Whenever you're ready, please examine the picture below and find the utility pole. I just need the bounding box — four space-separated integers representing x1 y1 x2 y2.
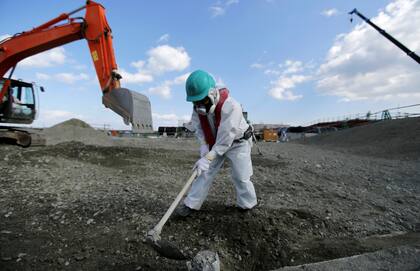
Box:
349 8 420 65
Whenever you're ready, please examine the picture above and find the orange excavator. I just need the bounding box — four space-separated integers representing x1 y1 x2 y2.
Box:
0 1 153 146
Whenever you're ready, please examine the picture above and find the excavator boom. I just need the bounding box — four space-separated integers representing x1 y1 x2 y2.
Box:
0 1 152 132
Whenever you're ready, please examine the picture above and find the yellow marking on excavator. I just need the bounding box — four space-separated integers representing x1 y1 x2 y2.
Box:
91 50 99 62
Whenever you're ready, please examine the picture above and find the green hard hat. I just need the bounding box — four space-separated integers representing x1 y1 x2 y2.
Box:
185 70 216 102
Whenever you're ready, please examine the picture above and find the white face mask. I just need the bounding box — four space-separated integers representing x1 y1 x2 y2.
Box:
195 105 207 115
207 88 220 114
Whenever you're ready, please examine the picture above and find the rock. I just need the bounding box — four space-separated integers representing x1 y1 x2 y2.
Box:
87 218 94 225
187 250 220 271
74 253 85 261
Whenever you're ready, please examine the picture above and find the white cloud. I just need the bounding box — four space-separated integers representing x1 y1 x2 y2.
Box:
283 60 304 74
131 60 146 69
120 60 153 84
263 59 310 77
120 69 153 84
74 64 88 70
148 83 172 99
250 63 264 69
226 0 239 5
317 0 420 102
147 72 190 99
259 59 314 101
210 0 239 17
20 47 67 68
36 72 90 84
173 72 190 85
322 8 339 17
146 45 190 74
55 73 89 84
157 33 170 43
36 73 51 80
210 6 226 17
152 112 190 127
268 75 309 101
264 69 281 76
121 45 190 85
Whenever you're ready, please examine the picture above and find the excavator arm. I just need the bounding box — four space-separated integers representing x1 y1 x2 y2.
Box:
0 1 152 130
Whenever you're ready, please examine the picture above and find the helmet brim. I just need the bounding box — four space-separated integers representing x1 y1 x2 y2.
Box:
186 92 208 102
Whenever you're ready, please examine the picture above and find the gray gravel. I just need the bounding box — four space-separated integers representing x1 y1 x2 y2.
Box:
0 118 419 270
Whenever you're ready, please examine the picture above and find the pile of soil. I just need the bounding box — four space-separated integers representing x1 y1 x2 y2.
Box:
302 117 420 160
43 118 113 146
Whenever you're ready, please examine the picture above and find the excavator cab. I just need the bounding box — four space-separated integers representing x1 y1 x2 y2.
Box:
0 78 37 124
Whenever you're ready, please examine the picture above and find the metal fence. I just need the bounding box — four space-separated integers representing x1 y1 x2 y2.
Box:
306 103 420 126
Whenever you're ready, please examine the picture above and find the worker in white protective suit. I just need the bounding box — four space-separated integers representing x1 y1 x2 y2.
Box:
176 70 258 217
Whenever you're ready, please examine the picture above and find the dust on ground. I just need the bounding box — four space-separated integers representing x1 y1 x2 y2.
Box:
0 118 419 270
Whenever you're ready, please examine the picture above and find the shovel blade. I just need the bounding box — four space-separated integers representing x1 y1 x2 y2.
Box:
146 236 188 260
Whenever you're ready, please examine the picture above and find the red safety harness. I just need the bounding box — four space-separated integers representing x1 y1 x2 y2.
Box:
198 88 229 150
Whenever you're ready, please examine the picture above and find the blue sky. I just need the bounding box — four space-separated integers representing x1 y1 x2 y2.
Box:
1 0 419 129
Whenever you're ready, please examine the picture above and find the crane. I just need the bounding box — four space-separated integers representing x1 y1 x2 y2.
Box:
349 8 420 65
0 1 153 146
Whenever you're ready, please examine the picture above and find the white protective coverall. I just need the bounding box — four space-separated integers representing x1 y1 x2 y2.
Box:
184 89 258 210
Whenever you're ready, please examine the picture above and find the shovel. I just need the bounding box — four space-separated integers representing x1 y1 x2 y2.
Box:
146 170 198 260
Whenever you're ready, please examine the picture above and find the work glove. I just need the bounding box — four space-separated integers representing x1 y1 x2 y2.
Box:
193 150 217 176
200 144 209 158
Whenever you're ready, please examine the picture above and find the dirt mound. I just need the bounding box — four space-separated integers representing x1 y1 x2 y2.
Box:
303 117 420 160
43 118 114 146
50 118 92 129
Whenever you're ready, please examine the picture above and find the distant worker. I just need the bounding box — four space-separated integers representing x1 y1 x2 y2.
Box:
176 70 257 217
280 128 289 142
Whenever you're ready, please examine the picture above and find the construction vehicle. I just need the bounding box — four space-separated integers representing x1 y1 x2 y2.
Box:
349 8 420 65
0 1 153 146
262 128 278 142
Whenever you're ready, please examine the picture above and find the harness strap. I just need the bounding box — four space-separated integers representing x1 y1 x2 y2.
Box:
198 88 229 150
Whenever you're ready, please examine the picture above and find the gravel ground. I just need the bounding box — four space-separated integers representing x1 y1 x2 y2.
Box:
0 119 419 270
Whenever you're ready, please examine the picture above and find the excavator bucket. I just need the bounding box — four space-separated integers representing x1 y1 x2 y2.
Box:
102 88 153 132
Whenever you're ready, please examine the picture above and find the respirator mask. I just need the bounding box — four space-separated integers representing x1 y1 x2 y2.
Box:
194 88 220 116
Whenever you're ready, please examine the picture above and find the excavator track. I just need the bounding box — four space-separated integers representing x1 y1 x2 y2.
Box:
0 127 45 147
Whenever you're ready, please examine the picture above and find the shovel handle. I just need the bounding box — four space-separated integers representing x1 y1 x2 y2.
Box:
153 170 198 233
252 133 264 156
